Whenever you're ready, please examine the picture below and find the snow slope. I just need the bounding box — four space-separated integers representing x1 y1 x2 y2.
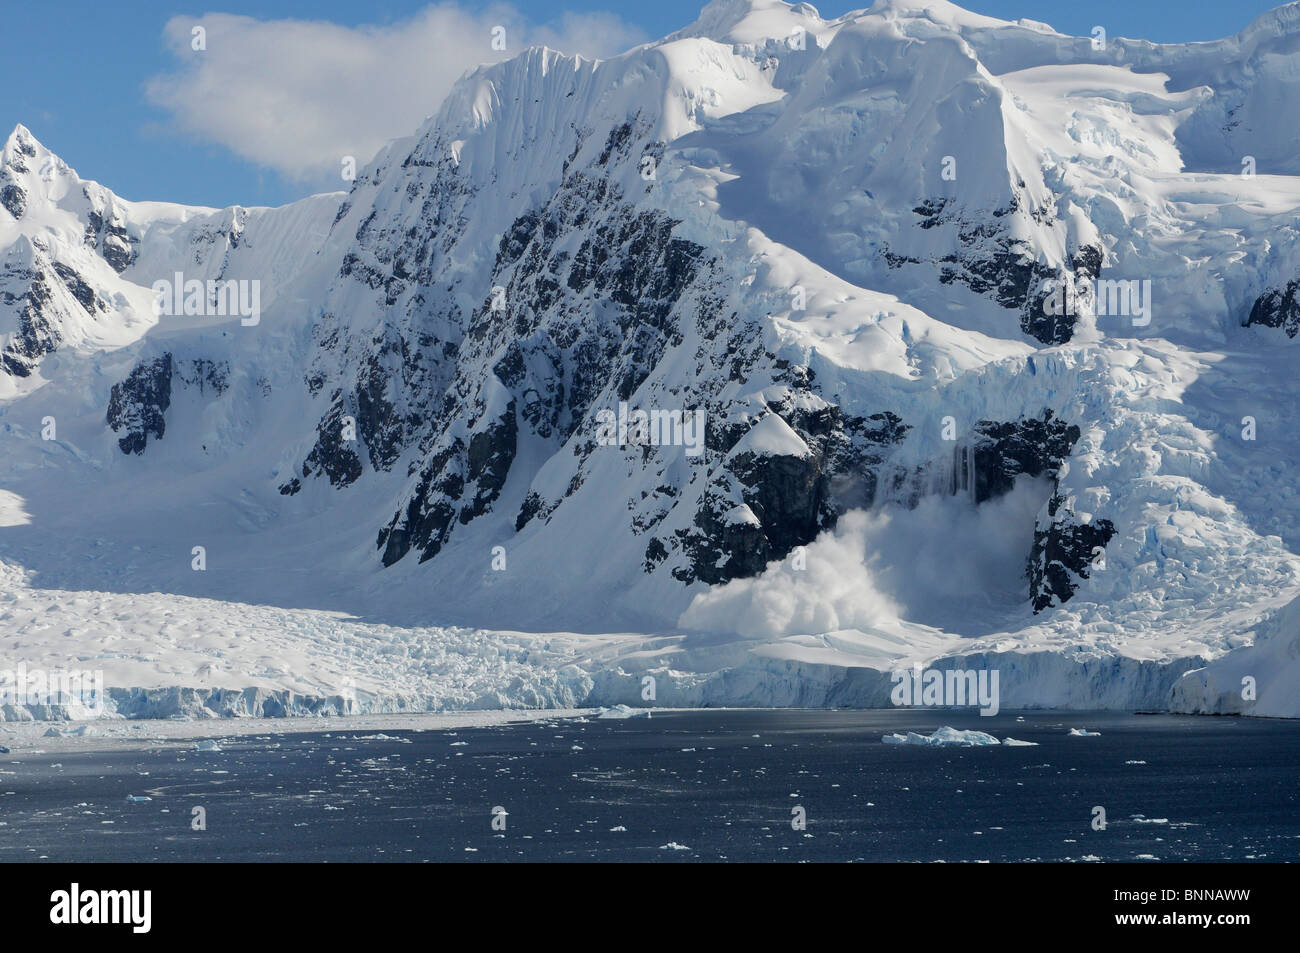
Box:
4 0 1300 718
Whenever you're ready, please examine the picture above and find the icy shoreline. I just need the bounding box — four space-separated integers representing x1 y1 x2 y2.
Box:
0 708 599 751
0 648 1246 722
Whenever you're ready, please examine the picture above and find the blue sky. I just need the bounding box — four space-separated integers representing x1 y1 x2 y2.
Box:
2 0 1287 209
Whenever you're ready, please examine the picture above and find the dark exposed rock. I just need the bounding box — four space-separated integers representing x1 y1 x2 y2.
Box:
107 354 173 455
378 440 465 565
378 400 518 563
1 265 60 377
296 325 442 492
104 356 231 455
1020 244 1103 345
674 486 775 584
598 121 635 166
643 536 669 573
462 401 518 524
1027 491 1117 612
934 406 1118 612
84 202 136 273
893 190 1102 346
515 491 546 531
945 408 1110 611
967 409 1080 503
175 358 229 395
668 405 911 586
51 261 104 314
906 196 1052 316
355 346 417 472
912 198 946 227
300 403 364 488
1246 280 1300 337
1071 244 1103 280
1 184 26 219
725 448 826 577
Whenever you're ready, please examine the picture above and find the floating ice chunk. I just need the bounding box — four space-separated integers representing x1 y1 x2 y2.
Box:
596 705 650 719
125 795 152 802
660 842 691 850
1068 728 1101 736
882 727 1001 747
43 727 63 737
1002 737 1039 746
195 740 222 752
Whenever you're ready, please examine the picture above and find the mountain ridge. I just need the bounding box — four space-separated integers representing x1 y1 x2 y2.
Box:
3 0 1300 718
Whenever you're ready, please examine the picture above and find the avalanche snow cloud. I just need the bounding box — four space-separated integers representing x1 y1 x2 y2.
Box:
3 0 1300 718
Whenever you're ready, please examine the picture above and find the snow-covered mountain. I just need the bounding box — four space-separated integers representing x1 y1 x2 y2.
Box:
4 0 1300 719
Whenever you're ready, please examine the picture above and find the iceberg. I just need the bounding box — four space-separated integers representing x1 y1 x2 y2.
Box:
882 726 1002 747
596 705 651 720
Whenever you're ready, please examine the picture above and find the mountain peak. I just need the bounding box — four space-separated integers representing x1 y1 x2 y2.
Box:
1235 0 1300 47
863 0 1019 30
683 0 822 42
3 123 41 161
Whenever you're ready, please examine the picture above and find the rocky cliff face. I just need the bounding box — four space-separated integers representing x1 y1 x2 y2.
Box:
1247 280 1300 337
107 354 173 455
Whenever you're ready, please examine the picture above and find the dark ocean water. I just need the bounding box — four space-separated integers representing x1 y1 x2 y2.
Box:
2 710 1297 862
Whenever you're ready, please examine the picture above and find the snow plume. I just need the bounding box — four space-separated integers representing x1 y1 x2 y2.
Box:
679 477 1051 638
145 4 647 184
679 510 902 639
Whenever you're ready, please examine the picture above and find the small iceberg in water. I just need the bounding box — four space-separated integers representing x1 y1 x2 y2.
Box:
882 727 1001 747
596 704 651 720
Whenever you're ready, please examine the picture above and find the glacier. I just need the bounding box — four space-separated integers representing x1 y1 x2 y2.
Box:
2 0 1300 719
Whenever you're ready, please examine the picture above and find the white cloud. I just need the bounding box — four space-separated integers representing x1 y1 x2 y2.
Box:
145 4 647 185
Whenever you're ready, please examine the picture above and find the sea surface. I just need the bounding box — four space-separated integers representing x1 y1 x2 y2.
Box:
2 710 1297 862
